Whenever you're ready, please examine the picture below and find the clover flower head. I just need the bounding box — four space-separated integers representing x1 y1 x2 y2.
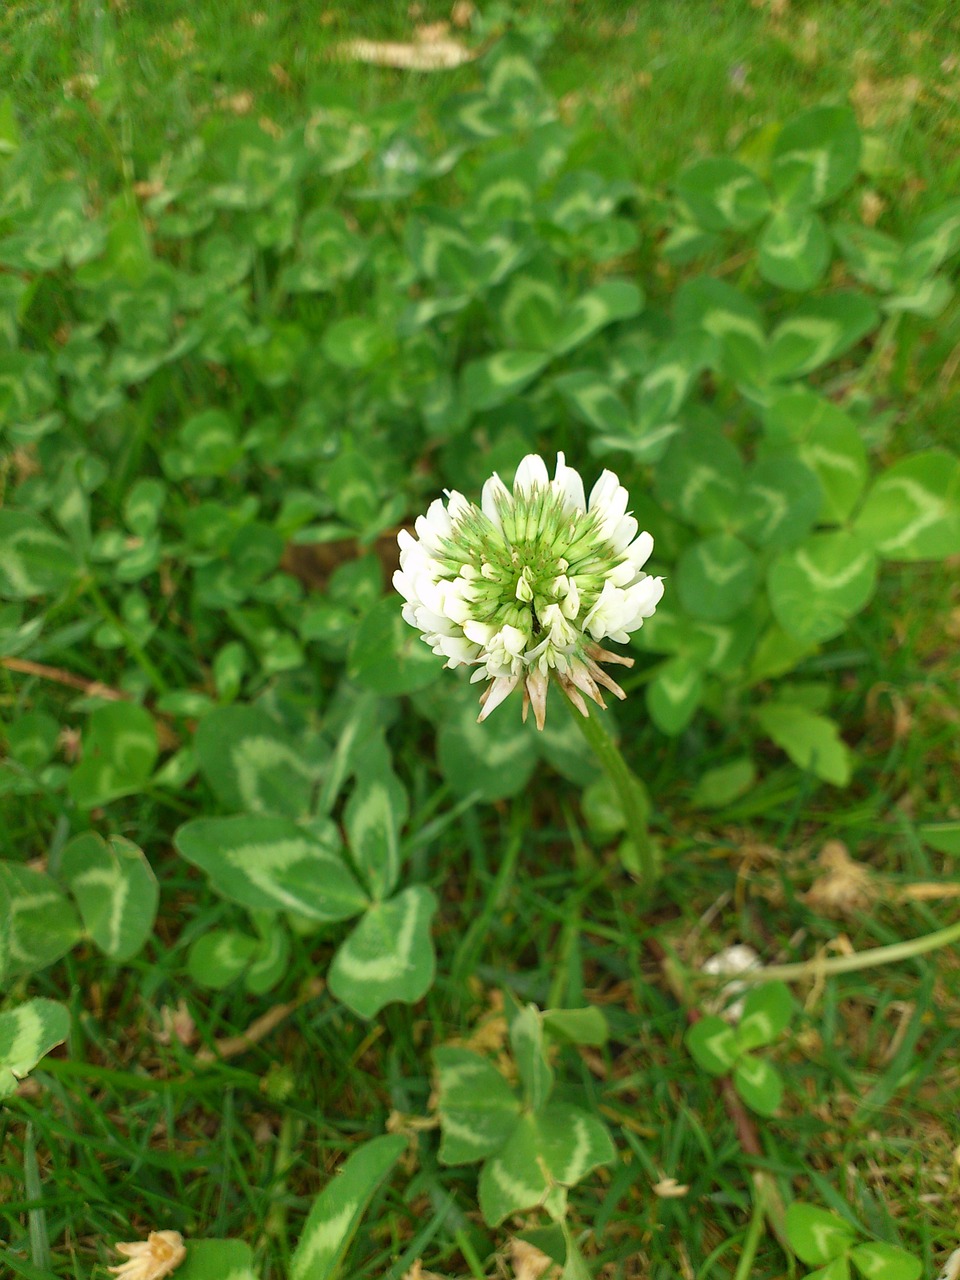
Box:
394 453 664 729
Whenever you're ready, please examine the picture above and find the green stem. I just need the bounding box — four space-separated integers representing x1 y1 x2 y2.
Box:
264 1108 299 1241
450 801 525 988
720 917 960 985
732 1191 767 1280
85 578 168 694
454 1229 487 1280
560 687 657 890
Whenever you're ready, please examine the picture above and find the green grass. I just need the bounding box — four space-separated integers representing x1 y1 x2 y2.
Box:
6 2 960 194
1 2 959 1278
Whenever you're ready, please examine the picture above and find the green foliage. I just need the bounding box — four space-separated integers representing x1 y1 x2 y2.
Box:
186 913 290 995
435 1001 615 1228
176 1240 260 1280
175 708 435 1018
691 757 756 809
289 1135 406 1280
0 999 70 1098
685 982 794 1115
0 822 157 1025
0 15 957 1278
66 704 159 809
59 832 158 960
0 32 956 812
0 863 81 973
785 1203 921 1280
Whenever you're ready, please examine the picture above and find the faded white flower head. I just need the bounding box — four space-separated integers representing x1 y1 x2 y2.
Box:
108 1231 186 1280
701 944 762 1022
394 453 664 729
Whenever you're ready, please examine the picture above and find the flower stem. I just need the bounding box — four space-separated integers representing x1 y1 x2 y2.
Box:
732 1190 769 1280
560 688 657 890
727 916 960 985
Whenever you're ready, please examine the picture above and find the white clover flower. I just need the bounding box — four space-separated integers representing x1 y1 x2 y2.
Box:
394 453 664 729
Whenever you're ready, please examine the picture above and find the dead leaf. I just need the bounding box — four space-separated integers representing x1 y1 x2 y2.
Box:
223 90 254 115
451 1 475 28
386 1110 440 1137
851 73 923 128
462 1012 509 1056
900 881 960 902
860 190 886 228
511 1238 560 1280
333 37 476 71
653 1176 690 1198
9 445 41 483
936 1246 960 1280
270 62 292 89
415 21 450 42
63 73 100 99
805 841 877 919
109 1232 186 1280
402 1261 449 1280
154 1000 197 1048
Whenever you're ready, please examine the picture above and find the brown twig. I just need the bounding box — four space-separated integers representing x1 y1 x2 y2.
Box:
644 936 789 1249
2 655 183 752
194 978 325 1064
2 656 129 701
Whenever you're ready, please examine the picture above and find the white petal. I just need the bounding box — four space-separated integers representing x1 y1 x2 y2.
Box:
463 619 496 645
553 451 586 512
589 471 630 542
415 501 450 551
436 635 480 665
608 560 636 588
513 453 550 495
623 576 665 629
445 489 471 522
608 513 639 554
588 468 621 513
397 528 423 564
440 595 472 626
398 543 436 582
499 624 527 657
426 497 452 534
481 472 511 529
627 530 654 571
477 675 520 721
539 602 575 648
561 576 580 618
393 569 414 601
582 579 629 640
414 605 457 636
414 576 446 616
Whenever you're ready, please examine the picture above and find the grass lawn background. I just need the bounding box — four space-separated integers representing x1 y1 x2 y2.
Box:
1 2 958 1278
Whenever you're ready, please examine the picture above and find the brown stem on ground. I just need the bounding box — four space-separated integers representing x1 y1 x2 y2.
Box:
3 656 185 750
2 656 128 701
644 936 789 1249
194 978 325 1064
